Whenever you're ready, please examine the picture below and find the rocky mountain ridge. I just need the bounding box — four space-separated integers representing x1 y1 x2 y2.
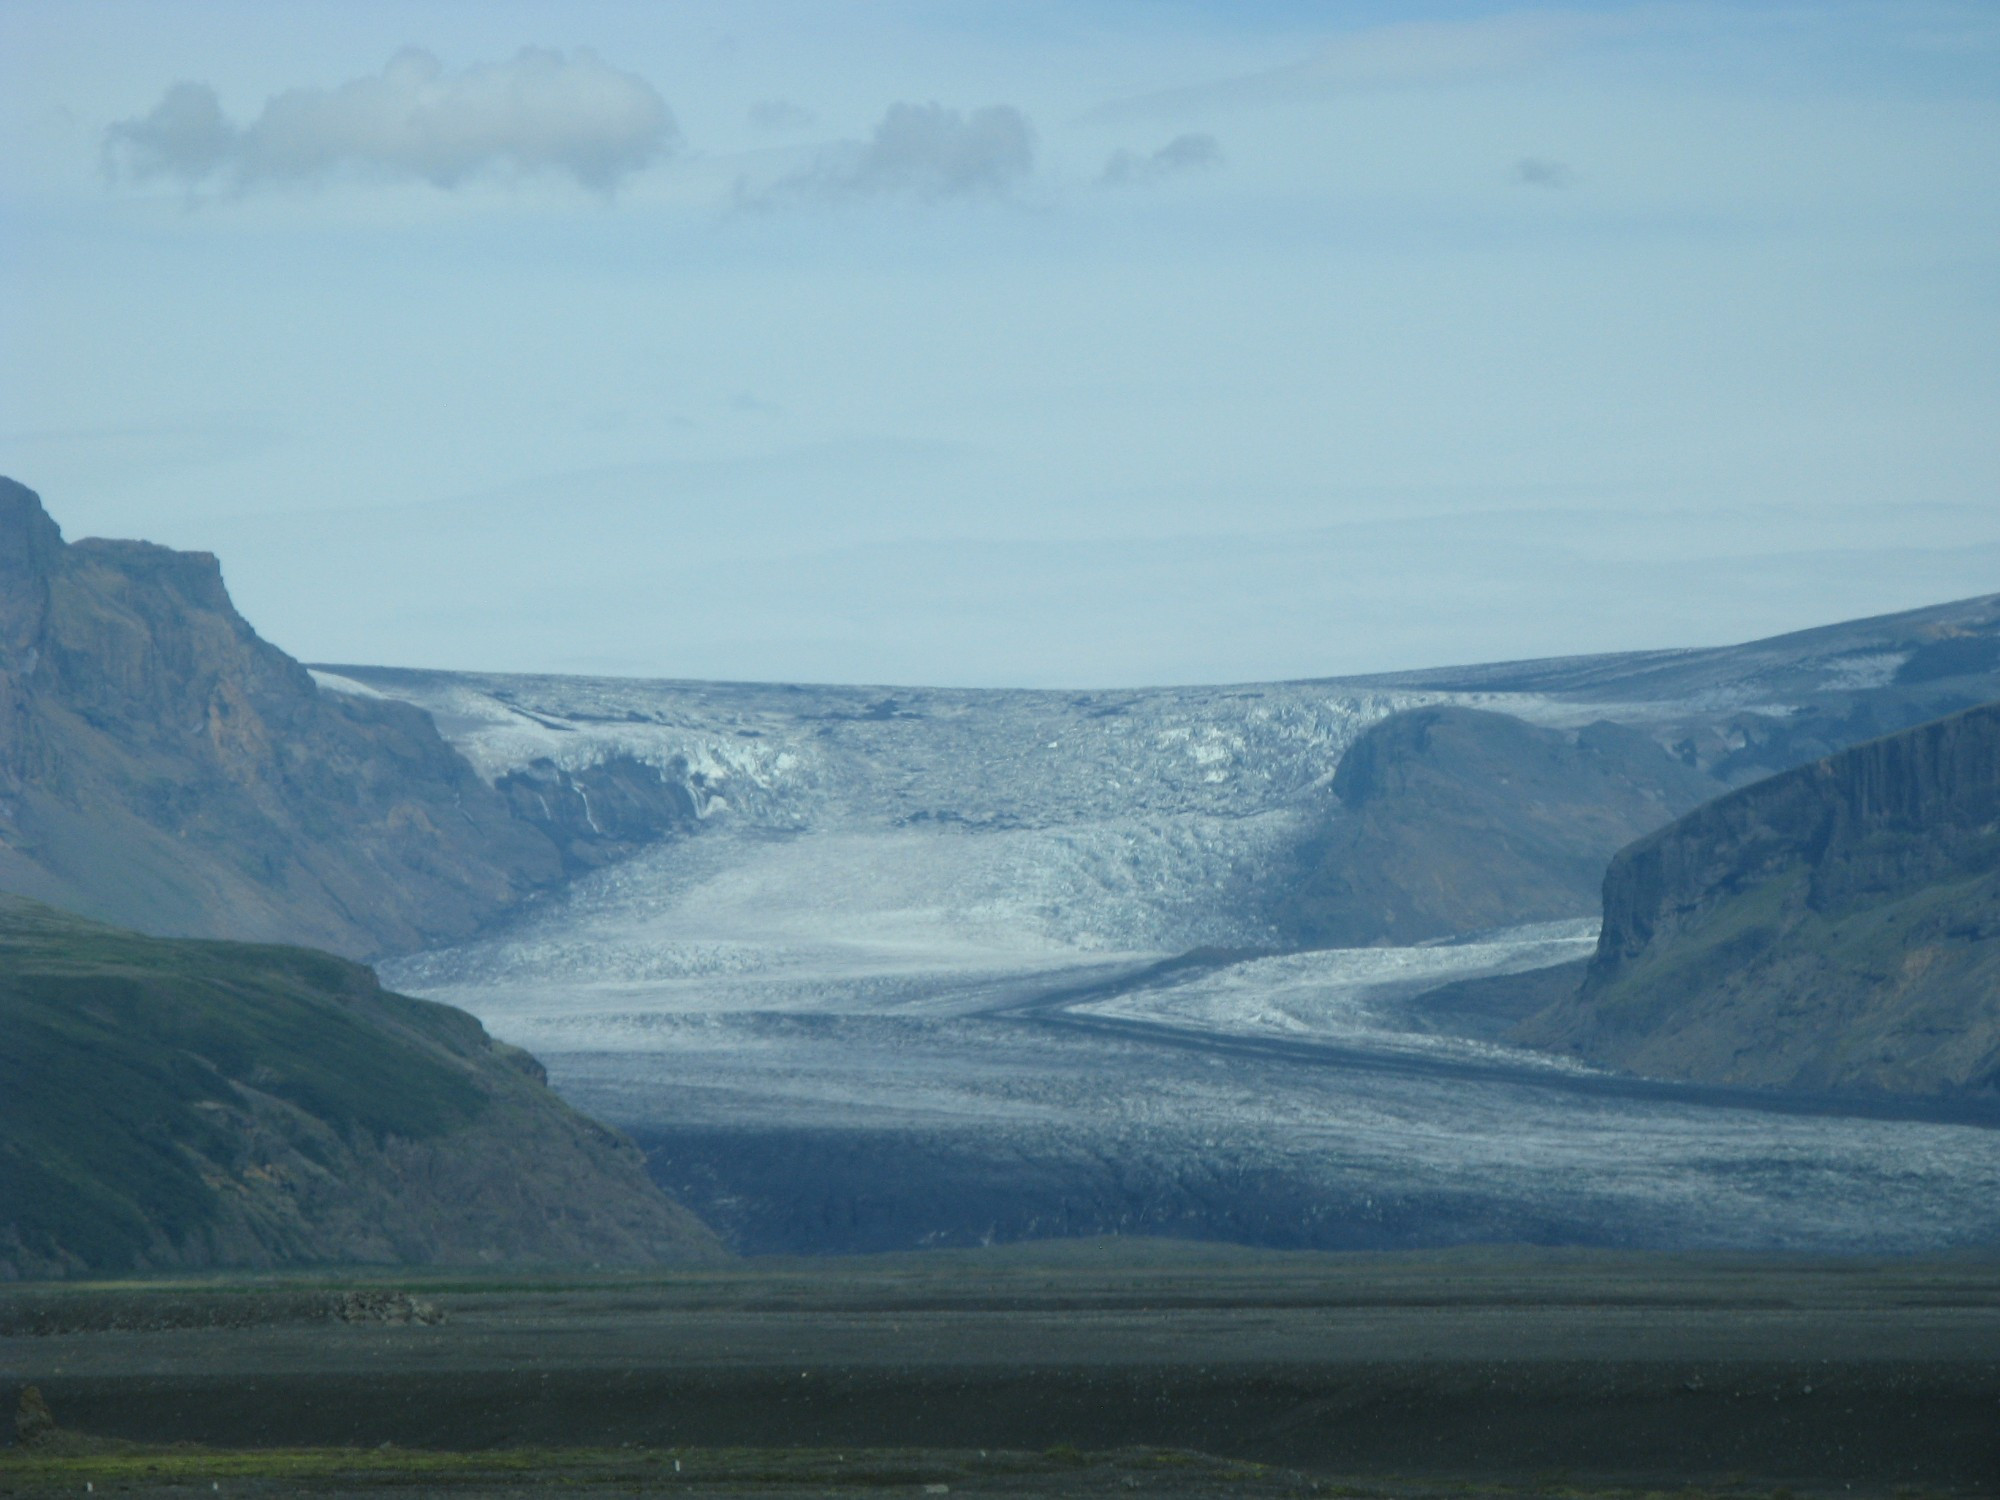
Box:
0 479 563 960
1358 592 2000 787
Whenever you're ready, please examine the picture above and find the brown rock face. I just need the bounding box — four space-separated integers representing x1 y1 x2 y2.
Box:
1521 701 2000 1096
0 478 562 959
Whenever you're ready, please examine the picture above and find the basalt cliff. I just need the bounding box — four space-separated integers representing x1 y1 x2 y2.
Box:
1520 701 2000 1096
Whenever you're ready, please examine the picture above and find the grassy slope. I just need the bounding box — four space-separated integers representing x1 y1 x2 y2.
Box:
0 896 487 1269
0 895 724 1274
1570 865 2000 1093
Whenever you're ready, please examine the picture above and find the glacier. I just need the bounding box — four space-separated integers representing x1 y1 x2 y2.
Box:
342 657 2000 1256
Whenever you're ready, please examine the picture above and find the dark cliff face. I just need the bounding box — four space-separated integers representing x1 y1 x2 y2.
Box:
1521 701 2000 1095
1594 701 2000 972
0 895 726 1277
1277 706 1721 947
0 478 562 959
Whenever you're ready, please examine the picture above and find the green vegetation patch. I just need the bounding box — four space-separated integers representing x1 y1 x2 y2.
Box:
0 896 488 1270
0 1444 1274 1493
0 1444 1421 1497
0 1444 1915 1497
1592 870 1804 1029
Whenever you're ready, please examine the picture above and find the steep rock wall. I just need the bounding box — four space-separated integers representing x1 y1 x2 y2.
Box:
0 478 563 959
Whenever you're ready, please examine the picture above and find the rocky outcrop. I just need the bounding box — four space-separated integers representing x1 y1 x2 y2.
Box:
0 479 564 959
494 753 699 872
1520 702 2000 1095
0 894 726 1277
1277 707 1721 945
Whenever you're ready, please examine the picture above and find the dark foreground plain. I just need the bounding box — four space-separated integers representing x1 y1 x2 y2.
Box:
3 1243 1996 1497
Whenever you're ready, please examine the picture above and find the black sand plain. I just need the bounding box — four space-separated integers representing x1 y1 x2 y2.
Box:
3 1241 1997 1498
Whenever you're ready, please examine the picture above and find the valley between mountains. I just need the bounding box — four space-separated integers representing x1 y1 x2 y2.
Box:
4 475 1998 1268
332 592 2000 1257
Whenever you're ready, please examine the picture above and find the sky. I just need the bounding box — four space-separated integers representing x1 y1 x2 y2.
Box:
2 1 1996 687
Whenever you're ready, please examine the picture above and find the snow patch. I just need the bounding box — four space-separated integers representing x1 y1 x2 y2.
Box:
308 669 388 700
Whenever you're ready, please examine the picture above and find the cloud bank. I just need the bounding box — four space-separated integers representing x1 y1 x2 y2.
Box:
753 101 1034 206
106 48 677 193
1099 133 1222 188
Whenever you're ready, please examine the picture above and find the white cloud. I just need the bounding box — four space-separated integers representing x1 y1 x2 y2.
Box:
1099 133 1223 188
106 48 677 194
748 101 1034 207
104 82 236 183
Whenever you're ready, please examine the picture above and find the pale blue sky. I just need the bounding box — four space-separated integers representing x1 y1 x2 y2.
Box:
3 2 1996 684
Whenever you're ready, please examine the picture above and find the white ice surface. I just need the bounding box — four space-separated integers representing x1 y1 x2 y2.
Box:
324 668 1496 831
1071 920 1602 1064
383 848 2000 1256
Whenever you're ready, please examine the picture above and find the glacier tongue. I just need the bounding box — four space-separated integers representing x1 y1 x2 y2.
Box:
382 810 1309 1016
361 668 1451 987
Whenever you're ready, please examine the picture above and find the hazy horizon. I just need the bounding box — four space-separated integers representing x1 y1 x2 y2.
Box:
5 1 1997 687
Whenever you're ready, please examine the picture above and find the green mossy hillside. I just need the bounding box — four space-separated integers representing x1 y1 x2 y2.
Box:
0 896 486 1271
0 895 725 1276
